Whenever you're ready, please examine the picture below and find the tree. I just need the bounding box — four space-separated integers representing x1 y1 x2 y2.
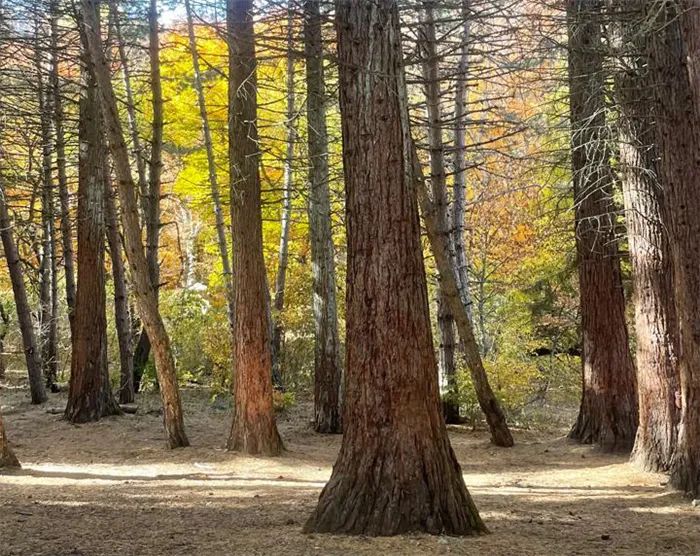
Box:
566 0 637 452
610 0 679 472
304 0 342 434
0 407 19 469
304 0 486 535
79 0 188 448
65 7 122 423
645 0 700 496
226 0 282 456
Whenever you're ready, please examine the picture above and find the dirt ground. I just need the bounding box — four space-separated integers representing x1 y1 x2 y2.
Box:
1 376 699 556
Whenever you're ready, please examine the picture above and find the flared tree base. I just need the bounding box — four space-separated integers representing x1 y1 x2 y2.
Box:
0 447 20 469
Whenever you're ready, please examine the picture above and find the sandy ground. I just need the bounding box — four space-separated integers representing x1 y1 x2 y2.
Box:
1 377 699 556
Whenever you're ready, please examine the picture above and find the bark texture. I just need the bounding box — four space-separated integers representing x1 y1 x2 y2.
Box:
0 409 19 469
566 0 638 452
645 0 700 496
227 0 283 456
65 16 122 423
304 0 342 434
611 0 679 472
304 0 487 536
80 0 188 448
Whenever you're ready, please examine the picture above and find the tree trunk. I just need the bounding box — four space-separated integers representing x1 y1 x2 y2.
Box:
79 0 188 448
611 0 680 472
0 408 19 469
0 301 9 381
50 0 76 336
645 0 700 496
438 289 460 423
183 0 235 339
36 28 59 392
566 0 638 453
304 0 487 536
226 0 282 456
105 175 134 405
304 0 342 435
65 13 122 423
0 185 46 404
272 2 296 392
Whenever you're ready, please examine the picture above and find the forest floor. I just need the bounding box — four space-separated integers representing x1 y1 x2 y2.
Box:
1 374 699 556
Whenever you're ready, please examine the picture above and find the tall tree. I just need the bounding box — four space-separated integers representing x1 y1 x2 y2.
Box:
133 0 164 388
65 7 122 423
646 0 700 496
50 0 76 335
304 0 342 434
226 0 283 456
304 0 486 535
566 0 638 452
0 407 19 468
183 0 235 338
79 0 188 448
610 0 679 472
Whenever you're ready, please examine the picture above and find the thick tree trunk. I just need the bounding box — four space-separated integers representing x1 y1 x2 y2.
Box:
105 175 134 405
183 0 235 339
611 0 679 472
50 0 76 335
566 0 638 453
646 0 700 496
65 16 122 423
304 0 487 536
79 0 188 448
304 0 342 434
0 185 46 404
226 0 282 456
0 408 19 469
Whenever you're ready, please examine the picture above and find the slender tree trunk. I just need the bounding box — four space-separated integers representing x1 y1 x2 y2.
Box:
226 0 282 456
304 0 342 434
0 408 19 469
304 0 487 536
437 289 459 423
105 174 134 405
65 12 122 423
50 0 76 335
566 0 638 452
272 2 296 391
79 0 188 448
132 0 164 387
183 0 235 339
646 0 700 496
610 0 679 472
36 26 59 391
0 184 46 404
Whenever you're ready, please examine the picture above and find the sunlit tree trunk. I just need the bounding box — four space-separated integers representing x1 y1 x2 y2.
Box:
566 0 638 452
304 0 342 434
65 11 122 422
226 0 282 456
0 408 19 469
304 0 487 535
79 0 188 448
611 0 679 472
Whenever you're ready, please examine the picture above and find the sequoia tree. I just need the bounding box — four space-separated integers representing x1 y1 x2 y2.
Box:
65 8 122 423
566 0 638 452
645 0 700 496
226 0 282 456
79 0 188 448
304 0 342 434
304 0 486 535
611 0 679 472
